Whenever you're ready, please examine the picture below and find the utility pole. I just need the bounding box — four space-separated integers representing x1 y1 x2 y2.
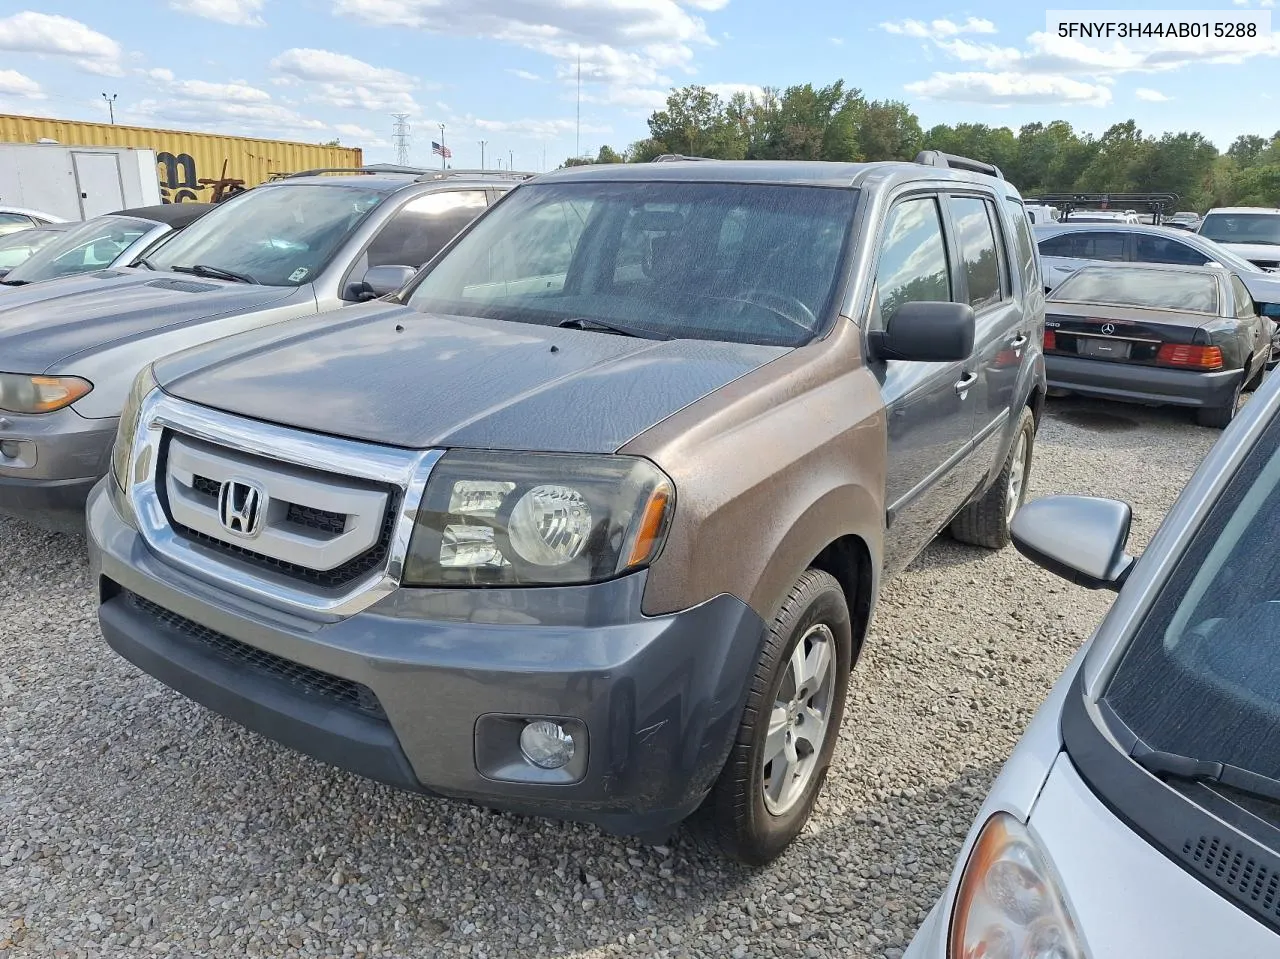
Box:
439 123 447 170
391 114 411 166
478 140 487 170
101 93 117 125
509 149 514 171
576 52 581 159
542 143 547 173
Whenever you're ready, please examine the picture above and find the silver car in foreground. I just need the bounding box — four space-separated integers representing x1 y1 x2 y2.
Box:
905 369 1280 957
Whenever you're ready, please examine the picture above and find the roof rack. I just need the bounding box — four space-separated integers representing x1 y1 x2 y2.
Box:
914 150 1003 180
651 154 717 163
1026 192 1179 221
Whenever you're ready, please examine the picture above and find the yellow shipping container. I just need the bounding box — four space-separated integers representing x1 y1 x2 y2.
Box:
0 113 363 203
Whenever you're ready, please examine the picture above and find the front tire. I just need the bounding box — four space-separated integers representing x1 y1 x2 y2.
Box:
709 569 852 866
950 406 1036 549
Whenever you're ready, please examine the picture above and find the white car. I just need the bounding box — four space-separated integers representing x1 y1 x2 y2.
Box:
0 205 64 236
1198 207 1280 272
905 369 1280 958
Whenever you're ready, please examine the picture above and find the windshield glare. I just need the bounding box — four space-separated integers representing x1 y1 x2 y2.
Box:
1105 415 1280 782
405 181 858 347
1200 213 1280 247
0 228 64 270
5 216 152 283
1051 266 1219 313
145 185 385 286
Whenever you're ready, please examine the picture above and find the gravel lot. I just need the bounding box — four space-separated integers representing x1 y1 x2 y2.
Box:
0 396 1227 959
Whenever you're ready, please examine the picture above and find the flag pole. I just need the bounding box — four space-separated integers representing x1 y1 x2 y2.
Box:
439 123 447 170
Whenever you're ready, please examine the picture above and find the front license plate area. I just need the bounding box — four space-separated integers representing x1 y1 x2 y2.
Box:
1079 338 1131 360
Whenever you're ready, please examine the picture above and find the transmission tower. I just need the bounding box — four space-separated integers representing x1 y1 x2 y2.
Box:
391 114 411 166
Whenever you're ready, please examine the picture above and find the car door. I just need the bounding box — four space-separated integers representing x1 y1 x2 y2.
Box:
1132 233 1212 268
871 192 981 574
1038 230 1128 291
1229 272 1271 375
946 193 1026 488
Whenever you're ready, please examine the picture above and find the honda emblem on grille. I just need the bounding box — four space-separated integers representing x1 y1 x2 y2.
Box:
218 478 267 538
1101 323 1117 335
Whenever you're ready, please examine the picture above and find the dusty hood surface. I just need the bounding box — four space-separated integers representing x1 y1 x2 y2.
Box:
0 269 297 372
155 304 791 454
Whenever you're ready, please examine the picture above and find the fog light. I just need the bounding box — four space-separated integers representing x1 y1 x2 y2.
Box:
519 720 575 769
0 440 18 459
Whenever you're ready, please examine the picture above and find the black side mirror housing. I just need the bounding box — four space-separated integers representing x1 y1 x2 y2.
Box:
868 301 976 362
357 264 417 301
1011 495 1135 591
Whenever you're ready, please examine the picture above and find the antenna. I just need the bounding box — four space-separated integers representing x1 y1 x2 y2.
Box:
576 51 581 159
391 114 411 166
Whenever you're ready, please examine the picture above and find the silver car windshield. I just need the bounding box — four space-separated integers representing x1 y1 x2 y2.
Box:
4 216 152 283
144 185 385 286
1105 415 1280 781
1200 213 1280 247
405 181 858 347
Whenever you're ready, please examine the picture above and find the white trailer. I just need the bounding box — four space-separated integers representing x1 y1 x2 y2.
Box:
0 143 162 221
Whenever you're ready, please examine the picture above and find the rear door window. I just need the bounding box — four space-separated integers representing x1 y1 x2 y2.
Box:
1135 234 1211 266
871 195 952 328
1231 275 1257 318
950 196 1004 311
366 190 489 269
1005 198 1040 294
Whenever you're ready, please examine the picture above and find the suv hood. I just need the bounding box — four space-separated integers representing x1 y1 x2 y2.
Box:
0 269 297 372
155 304 791 454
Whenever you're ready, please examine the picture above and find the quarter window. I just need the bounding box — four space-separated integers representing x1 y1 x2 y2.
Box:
1005 198 1040 295
1232 275 1257 319
366 190 489 269
951 196 1002 310
871 196 951 328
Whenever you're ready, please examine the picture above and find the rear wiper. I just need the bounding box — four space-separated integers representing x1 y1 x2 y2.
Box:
557 317 671 340
171 264 258 284
1133 745 1280 805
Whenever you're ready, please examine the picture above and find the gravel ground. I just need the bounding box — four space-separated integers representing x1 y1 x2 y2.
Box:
0 396 1227 959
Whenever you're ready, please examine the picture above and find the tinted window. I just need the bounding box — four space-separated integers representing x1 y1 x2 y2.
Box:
1134 234 1211 266
951 196 1004 309
1006 198 1040 294
1051 266 1219 314
407 182 858 347
366 190 488 269
0 213 33 236
1072 231 1127 261
1037 234 1074 258
4 216 153 284
872 196 951 328
1231 274 1257 319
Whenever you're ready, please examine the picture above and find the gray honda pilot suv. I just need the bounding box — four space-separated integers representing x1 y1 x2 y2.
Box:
90 153 1047 864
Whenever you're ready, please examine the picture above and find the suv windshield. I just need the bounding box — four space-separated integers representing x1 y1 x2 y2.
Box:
405 181 858 347
1200 212 1280 247
145 184 385 286
1105 413 1280 782
1051 266 1219 314
4 216 152 284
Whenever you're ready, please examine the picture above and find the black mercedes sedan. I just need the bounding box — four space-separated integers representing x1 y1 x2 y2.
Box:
1044 262 1273 428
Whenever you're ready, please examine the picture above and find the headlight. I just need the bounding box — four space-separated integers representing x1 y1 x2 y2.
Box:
402 451 674 587
0 372 93 414
111 364 159 491
949 813 1089 959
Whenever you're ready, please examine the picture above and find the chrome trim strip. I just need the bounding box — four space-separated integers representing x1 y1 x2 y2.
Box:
126 390 442 620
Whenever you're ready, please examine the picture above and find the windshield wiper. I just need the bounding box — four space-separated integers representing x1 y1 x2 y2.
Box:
0 278 27 286
557 317 671 340
1133 745 1280 806
133 256 155 270
171 264 258 284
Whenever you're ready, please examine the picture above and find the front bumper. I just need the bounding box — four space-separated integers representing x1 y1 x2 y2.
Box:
0 407 117 529
88 479 767 836
1046 355 1239 409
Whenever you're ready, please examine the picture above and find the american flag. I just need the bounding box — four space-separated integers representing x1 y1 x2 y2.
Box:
432 140 452 159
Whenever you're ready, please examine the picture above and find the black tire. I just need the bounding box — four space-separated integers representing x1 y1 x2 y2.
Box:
1197 374 1244 429
950 406 1036 550
709 569 852 866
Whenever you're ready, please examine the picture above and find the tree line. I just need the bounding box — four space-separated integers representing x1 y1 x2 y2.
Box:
562 82 1280 211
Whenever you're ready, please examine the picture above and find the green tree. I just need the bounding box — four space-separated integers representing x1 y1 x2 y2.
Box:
857 100 922 161
559 156 592 168
595 145 625 164
1227 135 1269 169
647 86 742 158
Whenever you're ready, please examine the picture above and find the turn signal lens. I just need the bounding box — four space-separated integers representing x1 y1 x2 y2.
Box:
1156 343 1223 370
0 372 93 414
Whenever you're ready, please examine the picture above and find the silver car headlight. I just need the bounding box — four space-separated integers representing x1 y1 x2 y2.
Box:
111 364 159 492
402 451 674 587
949 812 1089 959
0 372 93 414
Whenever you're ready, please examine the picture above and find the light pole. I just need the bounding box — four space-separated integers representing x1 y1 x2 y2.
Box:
509 149 514 171
101 93 117 125
439 123 446 170
478 140 487 170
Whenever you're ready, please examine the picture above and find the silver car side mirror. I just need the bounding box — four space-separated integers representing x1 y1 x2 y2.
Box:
1011 495 1135 591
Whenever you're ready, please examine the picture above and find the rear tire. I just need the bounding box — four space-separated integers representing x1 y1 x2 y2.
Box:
1197 374 1243 429
709 569 852 866
950 406 1036 550
1245 361 1265 393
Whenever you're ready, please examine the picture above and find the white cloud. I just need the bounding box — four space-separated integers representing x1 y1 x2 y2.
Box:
146 69 272 104
706 82 766 101
1135 87 1171 101
0 69 43 99
906 71 1113 107
168 0 265 26
830 37 844 46
0 11 123 76
880 17 996 40
270 47 423 112
127 98 327 138
581 87 670 110
507 68 542 81
465 115 613 141
335 123 377 137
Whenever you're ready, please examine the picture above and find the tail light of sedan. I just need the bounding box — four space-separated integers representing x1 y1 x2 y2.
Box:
1155 344 1224 371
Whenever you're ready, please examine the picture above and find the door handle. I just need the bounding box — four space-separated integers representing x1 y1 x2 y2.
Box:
954 372 977 396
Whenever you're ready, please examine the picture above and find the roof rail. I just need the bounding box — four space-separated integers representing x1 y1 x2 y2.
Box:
914 150 1003 180
274 164 434 179
413 169 537 181
651 154 717 163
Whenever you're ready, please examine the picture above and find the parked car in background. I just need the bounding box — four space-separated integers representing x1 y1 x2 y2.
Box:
904 368 1280 959
1024 203 1060 225
0 222 72 274
0 167 525 529
1165 210 1202 232
1062 211 1137 224
89 153 1047 864
1044 262 1270 428
1198 207 1280 272
0 204 214 290
0 206 63 235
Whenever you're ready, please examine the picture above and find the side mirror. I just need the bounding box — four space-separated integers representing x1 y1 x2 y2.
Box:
1205 261 1222 270
1011 495 1135 591
358 264 416 301
869 301 975 362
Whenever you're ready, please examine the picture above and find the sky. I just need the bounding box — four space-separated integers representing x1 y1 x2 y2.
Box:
0 0 1277 172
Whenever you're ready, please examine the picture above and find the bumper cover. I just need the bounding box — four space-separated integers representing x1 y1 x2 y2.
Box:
1046 355 1239 409
0 407 116 528
88 479 768 836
